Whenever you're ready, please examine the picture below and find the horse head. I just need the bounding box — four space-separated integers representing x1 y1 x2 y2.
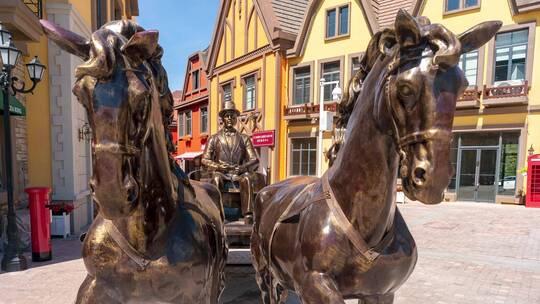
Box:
40 20 177 219
359 11 501 204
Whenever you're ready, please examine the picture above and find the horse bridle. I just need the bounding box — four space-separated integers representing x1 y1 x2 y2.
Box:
91 66 152 158
383 55 452 179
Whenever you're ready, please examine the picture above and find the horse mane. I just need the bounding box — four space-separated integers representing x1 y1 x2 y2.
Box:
76 20 176 154
335 16 461 129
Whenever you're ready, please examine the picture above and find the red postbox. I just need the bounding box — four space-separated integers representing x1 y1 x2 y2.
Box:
526 154 540 208
25 187 52 261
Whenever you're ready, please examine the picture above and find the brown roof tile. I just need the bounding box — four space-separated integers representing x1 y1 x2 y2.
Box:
271 0 310 35
374 0 415 29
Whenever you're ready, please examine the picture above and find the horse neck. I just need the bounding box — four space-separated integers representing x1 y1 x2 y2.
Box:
327 63 398 244
113 80 177 255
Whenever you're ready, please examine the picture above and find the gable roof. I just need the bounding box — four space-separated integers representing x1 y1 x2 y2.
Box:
206 0 310 76
413 0 540 16
180 49 209 102
290 0 401 57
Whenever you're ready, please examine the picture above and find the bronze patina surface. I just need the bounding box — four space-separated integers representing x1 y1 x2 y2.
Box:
251 11 501 304
40 20 227 303
202 101 265 222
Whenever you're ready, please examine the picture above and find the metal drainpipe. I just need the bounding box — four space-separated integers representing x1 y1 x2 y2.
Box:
273 50 282 183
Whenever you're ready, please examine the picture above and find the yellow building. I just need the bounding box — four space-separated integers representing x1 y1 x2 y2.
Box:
415 0 540 204
205 0 310 183
0 0 138 233
279 0 415 180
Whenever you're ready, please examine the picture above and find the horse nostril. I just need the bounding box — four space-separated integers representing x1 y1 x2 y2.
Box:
124 176 139 203
413 167 427 186
127 187 138 202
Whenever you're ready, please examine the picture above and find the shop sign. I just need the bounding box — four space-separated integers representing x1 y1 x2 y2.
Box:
252 130 275 147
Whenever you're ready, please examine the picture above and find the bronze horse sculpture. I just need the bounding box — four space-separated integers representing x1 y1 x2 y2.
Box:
40 20 227 303
251 11 501 304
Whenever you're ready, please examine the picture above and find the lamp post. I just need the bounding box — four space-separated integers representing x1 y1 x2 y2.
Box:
0 22 46 272
317 78 341 177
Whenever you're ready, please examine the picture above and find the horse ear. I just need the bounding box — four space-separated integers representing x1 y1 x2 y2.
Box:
121 30 159 65
458 21 502 54
40 20 90 60
378 29 397 56
394 9 421 48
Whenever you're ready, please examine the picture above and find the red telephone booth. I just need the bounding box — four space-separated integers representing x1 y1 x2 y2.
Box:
526 154 540 208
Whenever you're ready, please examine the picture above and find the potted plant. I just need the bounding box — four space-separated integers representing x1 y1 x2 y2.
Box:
47 203 74 238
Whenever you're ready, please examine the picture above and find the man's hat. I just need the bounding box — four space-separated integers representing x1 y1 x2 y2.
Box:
219 100 241 118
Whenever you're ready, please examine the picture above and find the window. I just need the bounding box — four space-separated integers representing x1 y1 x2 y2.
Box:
192 70 200 90
445 0 479 12
494 29 528 83
200 107 208 134
178 111 185 137
243 75 256 111
326 4 350 38
221 83 232 107
458 51 478 86
498 132 519 195
448 134 459 190
185 111 192 136
339 5 349 36
293 67 311 105
322 61 340 101
351 56 362 77
290 138 317 176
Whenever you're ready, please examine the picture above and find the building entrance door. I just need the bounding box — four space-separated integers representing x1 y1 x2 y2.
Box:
457 149 498 202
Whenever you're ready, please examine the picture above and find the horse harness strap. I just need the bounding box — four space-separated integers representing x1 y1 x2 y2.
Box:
104 201 221 271
104 219 151 271
321 174 393 263
269 175 393 267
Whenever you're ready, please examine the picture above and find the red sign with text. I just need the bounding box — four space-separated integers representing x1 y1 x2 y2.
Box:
252 130 275 147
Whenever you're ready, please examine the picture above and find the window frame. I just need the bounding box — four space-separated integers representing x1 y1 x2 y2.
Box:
458 47 485 89
178 110 192 138
219 78 236 109
200 106 209 134
192 69 200 91
178 110 185 137
493 29 529 83
443 0 481 15
317 56 345 103
184 110 192 137
241 70 260 112
288 136 318 177
347 52 364 81
486 22 536 86
325 3 351 40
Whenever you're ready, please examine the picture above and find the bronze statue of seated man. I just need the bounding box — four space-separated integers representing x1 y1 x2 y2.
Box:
201 101 261 223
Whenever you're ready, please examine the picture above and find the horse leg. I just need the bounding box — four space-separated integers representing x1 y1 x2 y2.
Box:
75 275 120 304
359 293 395 304
294 272 345 304
251 231 277 304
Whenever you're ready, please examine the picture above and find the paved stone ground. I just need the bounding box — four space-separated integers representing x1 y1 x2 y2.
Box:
1 201 539 303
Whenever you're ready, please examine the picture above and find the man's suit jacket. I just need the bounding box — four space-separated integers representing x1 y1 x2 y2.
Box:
202 130 259 171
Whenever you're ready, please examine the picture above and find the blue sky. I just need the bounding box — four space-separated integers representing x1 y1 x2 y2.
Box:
137 0 220 91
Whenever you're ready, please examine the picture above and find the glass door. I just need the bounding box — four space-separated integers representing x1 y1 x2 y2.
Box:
457 149 498 202
458 149 478 201
477 149 498 202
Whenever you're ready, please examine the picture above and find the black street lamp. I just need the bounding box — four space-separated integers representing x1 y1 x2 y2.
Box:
0 22 46 272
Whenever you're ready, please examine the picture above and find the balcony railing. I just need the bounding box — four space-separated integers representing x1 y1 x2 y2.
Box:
483 81 529 107
484 81 529 99
456 87 481 108
23 0 42 19
284 102 338 117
